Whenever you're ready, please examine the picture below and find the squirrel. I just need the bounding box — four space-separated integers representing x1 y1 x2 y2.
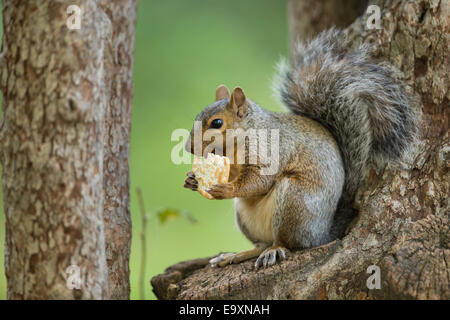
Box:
183 29 418 269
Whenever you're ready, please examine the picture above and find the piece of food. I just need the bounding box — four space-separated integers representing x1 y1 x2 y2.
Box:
192 153 230 199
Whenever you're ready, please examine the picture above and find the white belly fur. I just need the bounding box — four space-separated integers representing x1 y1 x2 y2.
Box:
234 190 276 243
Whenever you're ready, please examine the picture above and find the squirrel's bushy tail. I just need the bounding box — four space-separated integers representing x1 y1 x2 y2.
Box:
275 28 418 204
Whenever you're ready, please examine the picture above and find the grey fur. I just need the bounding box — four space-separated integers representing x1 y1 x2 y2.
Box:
233 101 345 248
303 139 345 245
274 28 418 205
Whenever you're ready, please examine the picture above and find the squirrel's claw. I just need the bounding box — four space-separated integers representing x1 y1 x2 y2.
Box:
254 246 288 269
184 171 198 191
209 253 236 268
186 171 195 179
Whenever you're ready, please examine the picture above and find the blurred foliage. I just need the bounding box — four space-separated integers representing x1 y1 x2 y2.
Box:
156 208 197 225
0 0 288 299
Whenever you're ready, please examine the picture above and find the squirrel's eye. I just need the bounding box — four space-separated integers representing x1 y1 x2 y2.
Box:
210 119 223 129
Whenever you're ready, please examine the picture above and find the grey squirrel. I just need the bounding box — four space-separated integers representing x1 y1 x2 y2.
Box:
183 29 418 268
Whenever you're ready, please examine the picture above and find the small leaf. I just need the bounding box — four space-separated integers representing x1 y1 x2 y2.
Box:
155 208 197 225
156 208 181 224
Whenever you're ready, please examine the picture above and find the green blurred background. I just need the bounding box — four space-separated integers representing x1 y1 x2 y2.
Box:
0 0 288 299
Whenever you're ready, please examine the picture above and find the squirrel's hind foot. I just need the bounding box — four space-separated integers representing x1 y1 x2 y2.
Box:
209 253 236 267
209 243 269 268
254 246 289 269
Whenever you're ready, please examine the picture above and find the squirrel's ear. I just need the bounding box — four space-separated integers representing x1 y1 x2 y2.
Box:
229 87 246 118
215 85 230 101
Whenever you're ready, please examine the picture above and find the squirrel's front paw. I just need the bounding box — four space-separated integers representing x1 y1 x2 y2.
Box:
255 246 288 269
207 183 235 199
183 171 198 191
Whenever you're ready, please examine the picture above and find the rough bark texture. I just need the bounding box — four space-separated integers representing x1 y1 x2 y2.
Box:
152 0 449 300
99 0 136 300
0 0 136 299
288 0 367 44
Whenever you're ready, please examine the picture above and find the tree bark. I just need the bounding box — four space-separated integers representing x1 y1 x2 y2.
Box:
151 0 449 300
99 0 136 300
0 0 136 299
288 0 367 43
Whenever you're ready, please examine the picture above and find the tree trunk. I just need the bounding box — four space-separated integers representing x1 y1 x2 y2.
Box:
151 0 449 300
98 0 136 300
288 0 367 43
0 0 136 299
